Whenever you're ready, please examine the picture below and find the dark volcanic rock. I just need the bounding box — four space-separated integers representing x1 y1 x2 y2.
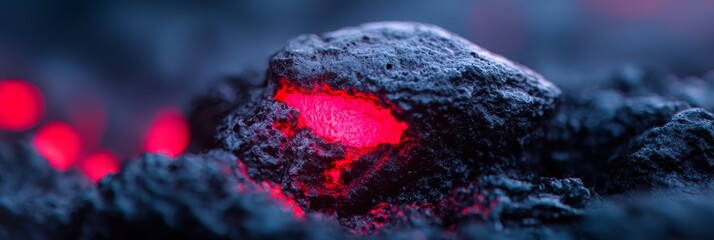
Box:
602 108 714 194
439 176 589 228
540 90 689 182
344 175 590 236
189 71 265 151
70 151 341 240
217 22 561 215
0 142 91 239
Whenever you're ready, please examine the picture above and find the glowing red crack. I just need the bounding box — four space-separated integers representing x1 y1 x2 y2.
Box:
273 78 408 187
274 78 407 148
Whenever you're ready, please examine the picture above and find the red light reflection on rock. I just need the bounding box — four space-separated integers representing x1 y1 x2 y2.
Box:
143 108 190 158
262 181 306 218
235 158 306 218
32 121 82 171
0 80 44 131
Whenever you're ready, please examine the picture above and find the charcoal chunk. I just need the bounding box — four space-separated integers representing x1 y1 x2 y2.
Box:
541 90 689 182
217 22 561 214
602 108 714 194
343 175 590 235
70 151 340 240
189 71 266 151
0 142 90 239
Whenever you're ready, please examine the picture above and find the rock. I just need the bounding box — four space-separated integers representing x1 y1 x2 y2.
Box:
69 151 341 239
0 142 91 239
540 90 689 182
189 71 266 151
217 22 561 215
343 175 590 235
439 176 589 228
602 108 714 194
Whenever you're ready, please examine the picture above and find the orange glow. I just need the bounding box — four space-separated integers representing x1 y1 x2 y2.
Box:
80 150 120 183
0 80 44 131
143 107 190 158
32 121 82 171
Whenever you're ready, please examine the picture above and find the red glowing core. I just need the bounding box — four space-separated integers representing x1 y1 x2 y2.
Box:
274 78 407 148
0 80 44 131
273 78 408 187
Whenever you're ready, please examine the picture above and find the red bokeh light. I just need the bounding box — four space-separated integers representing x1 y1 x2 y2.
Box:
79 150 120 183
0 80 44 131
143 107 190 158
32 121 82 171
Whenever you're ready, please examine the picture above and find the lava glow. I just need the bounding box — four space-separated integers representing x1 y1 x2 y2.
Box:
143 108 190 158
80 150 120 183
274 78 407 148
0 80 44 131
33 121 82 171
273 78 408 187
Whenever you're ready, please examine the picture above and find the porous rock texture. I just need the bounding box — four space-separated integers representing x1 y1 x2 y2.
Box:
602 108 714 194
539 90 689 183
69 151 342 239
216 22 562 215
2 22 714 239
0 143 91 239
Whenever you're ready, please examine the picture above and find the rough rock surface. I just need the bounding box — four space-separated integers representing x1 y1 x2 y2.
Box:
345 175 590 236
69 151 342 239
0 142 91 239
3 22 714 240
539 90 689 183
217 22 562 214
189 71 265 151
602 108 714 194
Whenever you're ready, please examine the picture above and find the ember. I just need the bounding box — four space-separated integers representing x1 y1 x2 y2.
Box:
1 4 714 238
273 77 407 186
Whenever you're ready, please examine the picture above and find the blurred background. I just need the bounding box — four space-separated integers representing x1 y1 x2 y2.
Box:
0 0 713 181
